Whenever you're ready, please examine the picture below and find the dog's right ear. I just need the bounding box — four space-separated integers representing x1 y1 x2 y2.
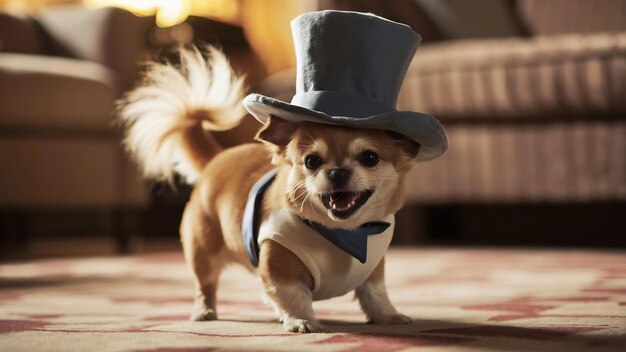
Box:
255 116 298 146
255 116 299 163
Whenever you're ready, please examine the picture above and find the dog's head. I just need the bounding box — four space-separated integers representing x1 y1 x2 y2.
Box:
256 117 420 229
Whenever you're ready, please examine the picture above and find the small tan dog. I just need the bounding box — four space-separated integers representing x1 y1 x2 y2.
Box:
120 11 447 333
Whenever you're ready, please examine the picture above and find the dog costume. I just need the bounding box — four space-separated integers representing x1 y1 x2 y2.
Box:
242 10 449 299
242 169 394 300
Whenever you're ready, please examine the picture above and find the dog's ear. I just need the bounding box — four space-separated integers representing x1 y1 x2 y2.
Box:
255 116 298 146
387 131 420 159
255 116 299 164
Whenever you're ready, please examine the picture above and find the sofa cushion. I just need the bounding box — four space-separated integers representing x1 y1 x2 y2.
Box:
0 136 148 208
36 6 153 91
399 32 626 120
0 53 118 131
415 0 522 39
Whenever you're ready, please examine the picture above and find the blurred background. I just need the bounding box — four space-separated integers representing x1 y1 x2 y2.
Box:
0 0 624 260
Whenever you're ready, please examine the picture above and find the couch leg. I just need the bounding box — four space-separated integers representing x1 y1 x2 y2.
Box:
116 209 143 254
394 205 428 244
100 209 141 254
113 213 131 254
0 211 28 258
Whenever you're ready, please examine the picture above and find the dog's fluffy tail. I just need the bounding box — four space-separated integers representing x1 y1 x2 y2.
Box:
118 46 246 184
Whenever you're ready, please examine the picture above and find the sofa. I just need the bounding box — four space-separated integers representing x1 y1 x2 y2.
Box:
2 1 624 249
397 0 626 204
0 6 154 248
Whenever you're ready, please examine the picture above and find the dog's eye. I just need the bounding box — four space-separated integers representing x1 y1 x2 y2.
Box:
304 154 323 170
359 150 379 167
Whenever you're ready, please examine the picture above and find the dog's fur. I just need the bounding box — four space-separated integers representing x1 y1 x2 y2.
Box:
119 47 419 333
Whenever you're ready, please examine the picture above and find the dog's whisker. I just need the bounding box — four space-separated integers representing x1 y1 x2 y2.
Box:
289 186 308 202
299 192 311 213
307 194 320 217
288 182 308 202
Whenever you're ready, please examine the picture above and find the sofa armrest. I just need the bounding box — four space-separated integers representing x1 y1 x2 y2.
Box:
35 6 154 92
0 11 44 54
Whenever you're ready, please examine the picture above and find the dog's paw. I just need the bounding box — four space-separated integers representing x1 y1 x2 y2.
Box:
190 307 217 321
368 313 412 325
283 319 324 333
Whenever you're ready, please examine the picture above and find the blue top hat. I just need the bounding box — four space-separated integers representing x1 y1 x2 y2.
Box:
243 10 448 161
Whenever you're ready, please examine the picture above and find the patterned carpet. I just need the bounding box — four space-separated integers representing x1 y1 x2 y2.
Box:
0 248 625 351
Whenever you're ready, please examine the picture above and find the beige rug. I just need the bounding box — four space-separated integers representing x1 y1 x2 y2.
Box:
1 248 625 351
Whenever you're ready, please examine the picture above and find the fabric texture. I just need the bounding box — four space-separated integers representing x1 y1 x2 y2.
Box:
244 10 449 162
0 53 117 131
404 122 626 203
258 208 394 300
399 32 626 120
0 248 625 351
0 136 147 208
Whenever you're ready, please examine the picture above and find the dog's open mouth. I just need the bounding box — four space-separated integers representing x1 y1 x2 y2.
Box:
320 190 373 219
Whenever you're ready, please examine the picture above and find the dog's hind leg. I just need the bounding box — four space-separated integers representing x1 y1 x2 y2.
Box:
180 197 227 321
259 241 322 333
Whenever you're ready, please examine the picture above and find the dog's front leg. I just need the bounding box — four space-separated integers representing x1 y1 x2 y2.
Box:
259 241 322 333
355 256 412 325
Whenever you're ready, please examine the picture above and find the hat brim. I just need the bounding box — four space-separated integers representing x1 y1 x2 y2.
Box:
243 93 449 162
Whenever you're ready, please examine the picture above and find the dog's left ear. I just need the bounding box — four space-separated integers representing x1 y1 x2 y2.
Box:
255 116 299 163
387 131 420 159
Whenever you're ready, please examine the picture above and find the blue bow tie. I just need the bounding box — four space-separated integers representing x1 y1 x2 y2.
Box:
301 219 390 263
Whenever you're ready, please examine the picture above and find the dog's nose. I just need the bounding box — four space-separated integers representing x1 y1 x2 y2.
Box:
327 168 352 186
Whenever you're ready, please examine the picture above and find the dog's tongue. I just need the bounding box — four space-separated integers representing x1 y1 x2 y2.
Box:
329 192 357 210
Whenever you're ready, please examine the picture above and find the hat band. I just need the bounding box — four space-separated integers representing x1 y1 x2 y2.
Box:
291 91 396 118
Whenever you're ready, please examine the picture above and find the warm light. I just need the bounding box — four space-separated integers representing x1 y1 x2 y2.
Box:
190 0 238 24
155 0 190 27
83 0 240 27
1 0 46 12
84 0 159 16
84 0 188 27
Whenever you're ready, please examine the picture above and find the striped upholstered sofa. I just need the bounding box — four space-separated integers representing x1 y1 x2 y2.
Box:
254 0 626 205
398 0 626 204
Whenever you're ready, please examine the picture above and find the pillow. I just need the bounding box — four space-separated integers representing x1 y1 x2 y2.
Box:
0 11 44 54
517 0 626 35
414 0 523 39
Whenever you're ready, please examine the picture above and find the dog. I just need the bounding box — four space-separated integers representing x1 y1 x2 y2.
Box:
119 11 448 333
